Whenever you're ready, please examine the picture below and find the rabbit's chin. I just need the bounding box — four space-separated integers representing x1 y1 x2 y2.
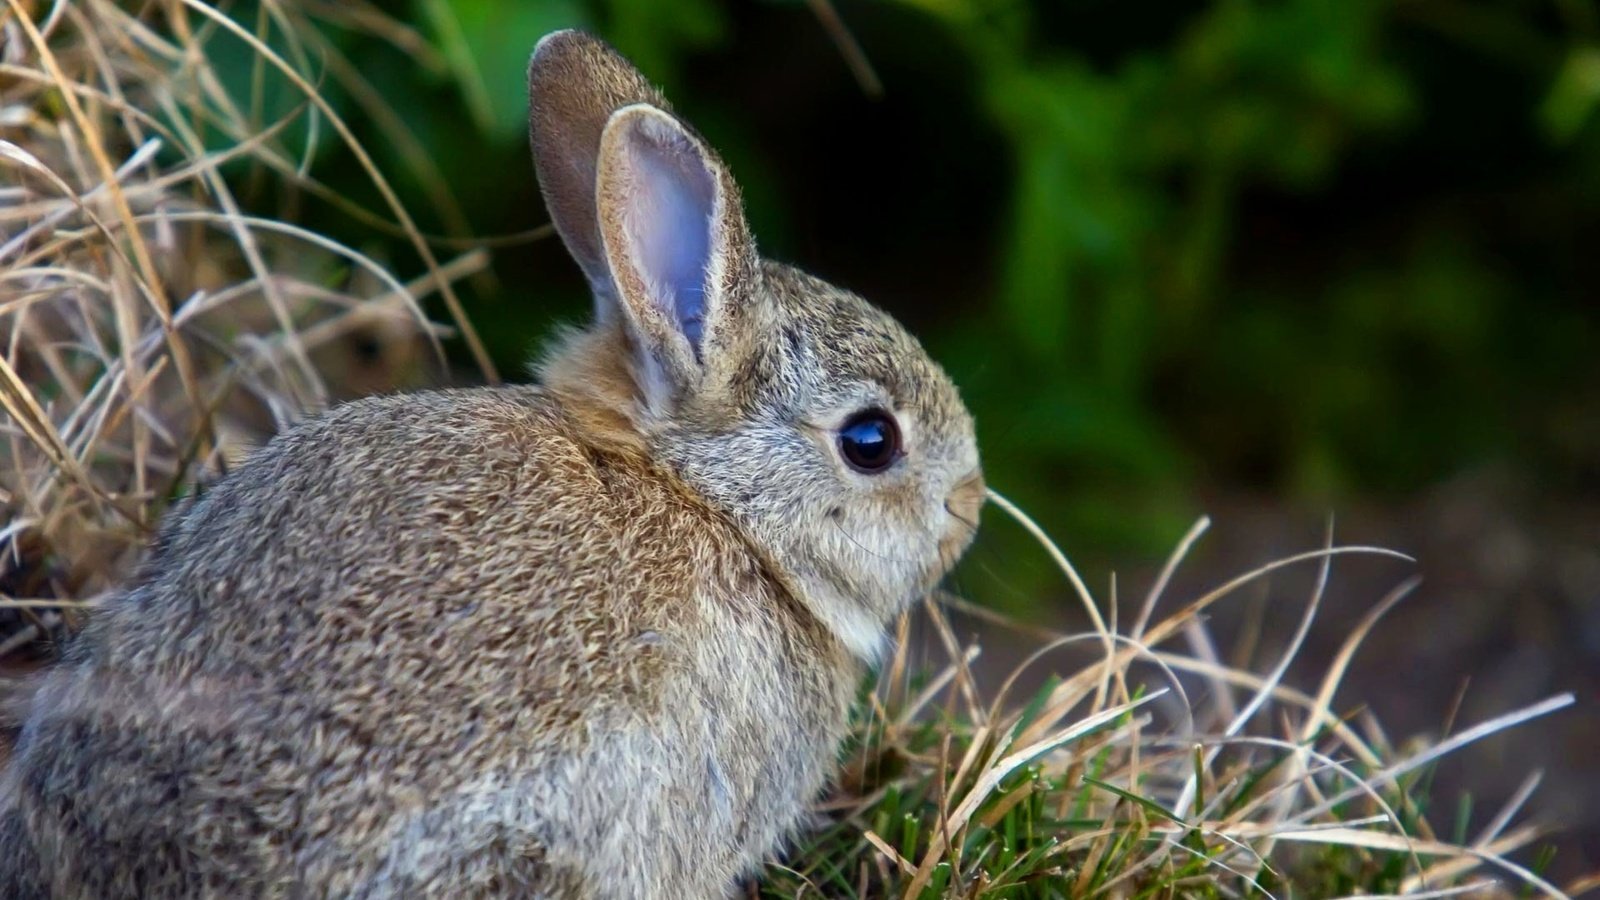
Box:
801 549 975 665
810 589 894 663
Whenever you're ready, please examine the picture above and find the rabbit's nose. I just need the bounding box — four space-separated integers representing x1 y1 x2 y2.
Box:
944 469 986 532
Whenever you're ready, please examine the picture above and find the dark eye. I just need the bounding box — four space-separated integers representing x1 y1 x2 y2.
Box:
837 409 902 474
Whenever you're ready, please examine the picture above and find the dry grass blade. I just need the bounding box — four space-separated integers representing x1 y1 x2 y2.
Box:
805 0 884 97
864 830 918 876
1131 514 1209 640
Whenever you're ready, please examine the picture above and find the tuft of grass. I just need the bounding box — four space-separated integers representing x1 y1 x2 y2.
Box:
0 0 489 656
761 503 1584 898
0 4 1588 898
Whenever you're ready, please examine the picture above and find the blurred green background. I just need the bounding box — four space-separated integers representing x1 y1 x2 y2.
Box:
219 0 1599 586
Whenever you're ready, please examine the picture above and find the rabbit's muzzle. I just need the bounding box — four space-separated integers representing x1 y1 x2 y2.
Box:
938 469 986 570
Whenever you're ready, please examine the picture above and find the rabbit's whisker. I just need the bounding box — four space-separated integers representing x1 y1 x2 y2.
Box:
828 518 921 567
946 509 980 533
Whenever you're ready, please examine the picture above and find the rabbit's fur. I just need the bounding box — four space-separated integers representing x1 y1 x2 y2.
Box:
0 30 982 898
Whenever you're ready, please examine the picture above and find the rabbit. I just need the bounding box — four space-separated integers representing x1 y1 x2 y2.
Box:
0 29 984 899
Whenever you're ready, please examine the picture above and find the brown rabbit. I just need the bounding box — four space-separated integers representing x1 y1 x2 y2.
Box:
0 30 983 898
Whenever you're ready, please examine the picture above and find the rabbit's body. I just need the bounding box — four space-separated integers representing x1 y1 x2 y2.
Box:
2 383 856 896
0 32 982 898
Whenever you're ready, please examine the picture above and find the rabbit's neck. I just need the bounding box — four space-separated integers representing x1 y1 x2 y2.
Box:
535 324 651 456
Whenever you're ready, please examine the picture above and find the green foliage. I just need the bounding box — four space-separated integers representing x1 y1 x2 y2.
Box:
419 0 585 139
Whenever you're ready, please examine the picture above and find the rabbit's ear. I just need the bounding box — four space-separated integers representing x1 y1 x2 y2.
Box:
593 103 757 413
527 30 669 319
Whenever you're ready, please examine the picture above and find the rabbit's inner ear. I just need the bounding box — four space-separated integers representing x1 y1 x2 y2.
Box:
618 117 714 353
596 104 737 410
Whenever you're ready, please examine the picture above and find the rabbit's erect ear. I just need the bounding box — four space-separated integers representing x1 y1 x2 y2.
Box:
594 103 757 413
527 30 670 317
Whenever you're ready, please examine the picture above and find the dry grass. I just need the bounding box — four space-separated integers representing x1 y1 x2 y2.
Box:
0 0 491 651
764 504 1584 897
0 3 1588 898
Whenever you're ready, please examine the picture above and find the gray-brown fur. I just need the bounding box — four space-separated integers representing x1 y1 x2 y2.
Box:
0 30 982 898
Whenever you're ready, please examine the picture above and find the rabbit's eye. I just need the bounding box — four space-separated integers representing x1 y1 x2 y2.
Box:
837 410 902 474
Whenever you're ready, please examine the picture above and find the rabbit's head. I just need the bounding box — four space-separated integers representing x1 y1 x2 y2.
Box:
529 32 982 660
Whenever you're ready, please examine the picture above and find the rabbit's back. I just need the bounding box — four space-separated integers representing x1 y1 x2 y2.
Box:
0 386 856 896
